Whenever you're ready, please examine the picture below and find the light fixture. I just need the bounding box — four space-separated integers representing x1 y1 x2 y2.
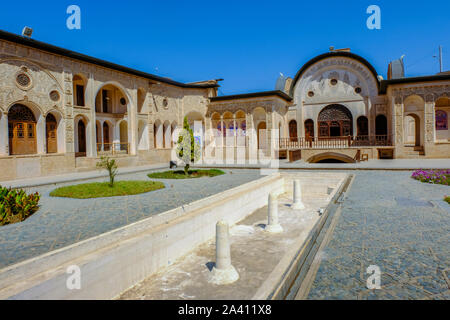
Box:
22 26 33 38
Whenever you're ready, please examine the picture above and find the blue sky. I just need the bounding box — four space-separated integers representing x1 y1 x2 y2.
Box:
1 0 449 95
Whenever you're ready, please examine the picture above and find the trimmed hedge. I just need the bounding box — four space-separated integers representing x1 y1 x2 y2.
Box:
0 186 40 226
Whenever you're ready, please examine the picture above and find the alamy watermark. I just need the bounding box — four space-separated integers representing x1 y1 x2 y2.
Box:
366 265 381 289
66 265 81 290
66 5 81 30
171 121 280 176
366 5 381 30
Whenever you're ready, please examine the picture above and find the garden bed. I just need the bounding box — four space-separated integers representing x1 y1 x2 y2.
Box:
50 181 165 199
411 169 450 186
147 169 225 179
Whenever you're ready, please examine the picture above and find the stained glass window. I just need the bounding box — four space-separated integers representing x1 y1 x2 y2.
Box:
436 110 448 130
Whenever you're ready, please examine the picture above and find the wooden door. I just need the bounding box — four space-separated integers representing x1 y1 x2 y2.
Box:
304 120 314 140
289 120 298 142
9 121 37 155
8 104 37 155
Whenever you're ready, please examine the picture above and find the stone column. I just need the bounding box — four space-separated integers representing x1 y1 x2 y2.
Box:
36 113 45 154
246 111 255 162
266 193 283 233
87 73 97 157
128 88 138 156
424 94 435 150
63 69 75 154
0 112 8 155
220 116 224 147
393 95 404 157
231 115 236 147
292 180 305 209
209 221 239 285
100 120 104 151
204 115 212 146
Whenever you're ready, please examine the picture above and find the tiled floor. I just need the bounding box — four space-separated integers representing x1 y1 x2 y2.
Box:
307 171 450 300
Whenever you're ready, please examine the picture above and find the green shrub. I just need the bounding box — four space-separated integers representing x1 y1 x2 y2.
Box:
176 117 201 175
445 196 450 204
96 156 118 187
0 186 40 226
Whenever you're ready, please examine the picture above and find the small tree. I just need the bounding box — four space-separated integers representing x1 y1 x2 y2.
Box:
96 156 118 187
176 117 201 175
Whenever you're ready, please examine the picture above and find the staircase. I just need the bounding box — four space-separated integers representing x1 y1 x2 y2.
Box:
403 145 425 157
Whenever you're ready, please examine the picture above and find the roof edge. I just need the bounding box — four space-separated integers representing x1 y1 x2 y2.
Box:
379 74 450 94
210 90 293 102
0 29 219 89
289 51 380 96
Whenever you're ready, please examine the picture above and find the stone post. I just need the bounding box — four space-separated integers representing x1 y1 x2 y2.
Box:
209 221 239 285
292 180 305 209
0 112 8 155
266 193 283 233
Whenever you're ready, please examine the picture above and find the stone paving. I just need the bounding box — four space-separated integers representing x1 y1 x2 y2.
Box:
307 171 450 300
0 169 261 269
197 159 450 170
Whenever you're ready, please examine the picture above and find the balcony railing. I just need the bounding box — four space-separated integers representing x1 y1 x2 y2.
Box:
96 143 130 155
279 135 393 149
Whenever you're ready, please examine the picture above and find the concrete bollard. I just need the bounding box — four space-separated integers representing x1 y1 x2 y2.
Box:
209 221 239 285
292 180 305 209
265 193 283 233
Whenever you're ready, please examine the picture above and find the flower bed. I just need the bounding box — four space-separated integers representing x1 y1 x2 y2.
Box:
411 169 450 186
148 169 225 179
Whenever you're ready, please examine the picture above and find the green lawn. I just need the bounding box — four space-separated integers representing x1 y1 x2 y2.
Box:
147 169 225 179
50 181 165 199
445 196 450 204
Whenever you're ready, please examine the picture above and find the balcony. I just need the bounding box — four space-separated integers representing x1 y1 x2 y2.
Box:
279 135 393 150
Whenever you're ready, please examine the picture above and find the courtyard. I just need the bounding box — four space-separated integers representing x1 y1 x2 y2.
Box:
0 168 448 299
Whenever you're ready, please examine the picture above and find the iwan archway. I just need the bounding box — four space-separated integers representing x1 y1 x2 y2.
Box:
318 104 353 137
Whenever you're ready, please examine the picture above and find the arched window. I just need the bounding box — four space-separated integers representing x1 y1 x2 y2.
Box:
8 104 37 155
436 110 448 130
